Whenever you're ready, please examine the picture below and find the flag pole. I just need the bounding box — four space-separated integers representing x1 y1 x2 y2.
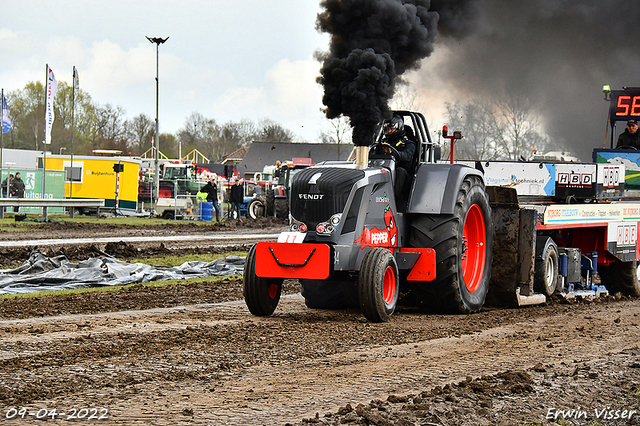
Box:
69 66 76 218
42 65 48 211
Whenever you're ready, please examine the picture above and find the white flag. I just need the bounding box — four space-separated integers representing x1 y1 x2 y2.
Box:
44 65 58 145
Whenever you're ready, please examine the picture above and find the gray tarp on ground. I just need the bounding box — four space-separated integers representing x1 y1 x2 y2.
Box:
0 252 246 295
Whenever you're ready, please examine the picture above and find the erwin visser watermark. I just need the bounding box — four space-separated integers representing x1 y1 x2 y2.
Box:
546 407 638 421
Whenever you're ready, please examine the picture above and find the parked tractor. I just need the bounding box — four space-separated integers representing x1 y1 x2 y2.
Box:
246 158 314 220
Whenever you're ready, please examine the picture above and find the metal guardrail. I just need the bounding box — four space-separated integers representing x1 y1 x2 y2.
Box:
0 198 105 220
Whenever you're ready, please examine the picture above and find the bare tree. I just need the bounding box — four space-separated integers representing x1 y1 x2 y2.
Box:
494 93 547 160
445 100 501 160
125 113 155 154
256 119 295 142
444 95 551 161
319 116 352 160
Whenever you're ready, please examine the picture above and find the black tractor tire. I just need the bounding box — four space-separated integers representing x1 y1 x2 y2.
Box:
358 248 399 322
243 244 283 316
409 175 493 314
266 189 275 216
248 197 266 219
599 261 640 296
534 237 559 297
275 198 289 219
301 279 359 310
161 210 175 220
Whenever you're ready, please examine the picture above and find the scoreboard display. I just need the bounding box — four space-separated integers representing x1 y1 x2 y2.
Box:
609 90 640 122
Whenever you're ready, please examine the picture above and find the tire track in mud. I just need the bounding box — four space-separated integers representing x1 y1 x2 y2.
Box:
1 295 639 425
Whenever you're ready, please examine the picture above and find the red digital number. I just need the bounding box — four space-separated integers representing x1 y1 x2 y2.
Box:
616 96 631 116
632 97 640 116
616 95 640 116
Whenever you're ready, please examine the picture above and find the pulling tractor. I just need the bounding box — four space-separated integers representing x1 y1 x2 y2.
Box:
244 102 640 322
244 111 494 322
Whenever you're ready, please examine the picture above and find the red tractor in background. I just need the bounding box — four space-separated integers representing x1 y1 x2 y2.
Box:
247 158 314 220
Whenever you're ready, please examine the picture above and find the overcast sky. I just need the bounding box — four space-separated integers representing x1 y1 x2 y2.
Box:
0 0 331 142
3 1 640 160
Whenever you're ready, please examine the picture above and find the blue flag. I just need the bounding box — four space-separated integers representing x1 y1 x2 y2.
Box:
2 96 12 134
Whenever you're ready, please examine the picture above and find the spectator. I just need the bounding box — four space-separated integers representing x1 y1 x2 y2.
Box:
200 178 220 221
230 178 244 219
616 119 640 149
11 172 25 213
1 173 13 198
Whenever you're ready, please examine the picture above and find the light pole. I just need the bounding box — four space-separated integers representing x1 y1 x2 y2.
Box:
146 36 169 211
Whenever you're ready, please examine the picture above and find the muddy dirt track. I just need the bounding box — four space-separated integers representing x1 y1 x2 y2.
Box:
1 220 640 425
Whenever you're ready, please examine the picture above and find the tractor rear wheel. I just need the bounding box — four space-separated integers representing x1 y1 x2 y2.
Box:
275 198 288 219
599 261 640 296
243 244 283 316
266 189 275 216
409 175 493 314
358 248 399 322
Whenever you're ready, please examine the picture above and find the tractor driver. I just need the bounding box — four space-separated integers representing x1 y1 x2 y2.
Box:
381 114 416 200
616 119 640 149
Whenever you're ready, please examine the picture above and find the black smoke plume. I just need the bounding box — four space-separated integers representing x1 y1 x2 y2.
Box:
418 0 640 160
316 0 438 146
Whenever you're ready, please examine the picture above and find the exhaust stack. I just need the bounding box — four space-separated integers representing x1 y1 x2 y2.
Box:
355 146 369 170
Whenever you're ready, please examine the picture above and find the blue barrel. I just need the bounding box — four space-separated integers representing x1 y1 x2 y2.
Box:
201 202 213 221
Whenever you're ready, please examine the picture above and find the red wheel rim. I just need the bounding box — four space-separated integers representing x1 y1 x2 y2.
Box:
461 204 486 293
382 265 396 305
267 283 278 299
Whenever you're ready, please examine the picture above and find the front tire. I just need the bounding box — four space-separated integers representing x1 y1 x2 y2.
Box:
248 197 265 219
358 248 399 322
409 175 493 314
243 244 283 316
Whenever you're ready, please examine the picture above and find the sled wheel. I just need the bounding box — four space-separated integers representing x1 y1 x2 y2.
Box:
248 197 265 219
534 237 559 297
243 244 283 316
358 248 399 322
409 175 493 314
599 261 640 296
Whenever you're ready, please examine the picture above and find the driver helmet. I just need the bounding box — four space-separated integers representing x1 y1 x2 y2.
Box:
384 115 404 141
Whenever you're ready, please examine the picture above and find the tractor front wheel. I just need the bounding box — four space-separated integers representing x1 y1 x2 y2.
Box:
248 197 266 219
243 244 283 316
358 248 399 322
